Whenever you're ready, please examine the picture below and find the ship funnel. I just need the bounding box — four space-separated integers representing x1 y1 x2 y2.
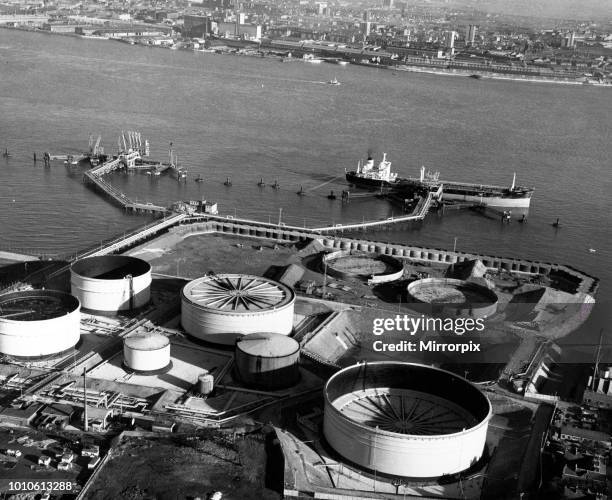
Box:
511 172 516 190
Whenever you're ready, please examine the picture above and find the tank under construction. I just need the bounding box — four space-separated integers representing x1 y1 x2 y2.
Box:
323 361 492 478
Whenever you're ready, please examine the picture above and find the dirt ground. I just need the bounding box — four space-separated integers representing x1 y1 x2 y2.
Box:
85 433 281 500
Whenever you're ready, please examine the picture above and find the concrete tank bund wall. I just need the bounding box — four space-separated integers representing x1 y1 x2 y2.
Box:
406 278 499 318
167 217 598 296
323 250 404 283
323 362 492 478
0 290 81 357
70 255 152 312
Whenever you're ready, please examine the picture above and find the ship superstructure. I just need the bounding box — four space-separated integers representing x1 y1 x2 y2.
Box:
345 153 397 187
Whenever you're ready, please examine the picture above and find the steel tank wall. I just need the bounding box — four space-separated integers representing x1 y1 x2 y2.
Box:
181 275 296 345
70 256 152 312
323 362 492 478
123 343 170 372
181 306 295 345
234 333 300 389
0 291 81 357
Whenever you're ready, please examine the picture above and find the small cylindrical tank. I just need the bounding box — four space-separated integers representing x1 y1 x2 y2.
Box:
123 334 171 373
235 332 300 390
198 372 215 395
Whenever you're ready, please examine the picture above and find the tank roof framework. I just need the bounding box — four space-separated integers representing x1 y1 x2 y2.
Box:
335 388 476 436
183 274 294 313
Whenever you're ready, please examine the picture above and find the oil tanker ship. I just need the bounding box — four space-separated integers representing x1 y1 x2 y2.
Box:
345 154 534 209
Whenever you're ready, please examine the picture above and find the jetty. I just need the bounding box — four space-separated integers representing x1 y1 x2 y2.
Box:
83 157 168 215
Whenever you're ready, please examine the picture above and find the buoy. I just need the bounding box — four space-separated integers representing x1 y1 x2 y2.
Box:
258 178 266 187
552 218 560 227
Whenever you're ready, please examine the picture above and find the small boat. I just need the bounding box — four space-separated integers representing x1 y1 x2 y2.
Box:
297 186 305 196
327 190 337 200
153 170 161 176
588 248 597 253
257 178 266 187
2 148 10 158
328 77 341 85
224 177 232 186
469 74 482 80
271 179 280 190
195 175 204 183
145 170 152 176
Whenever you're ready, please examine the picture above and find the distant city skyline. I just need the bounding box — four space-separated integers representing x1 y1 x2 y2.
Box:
447 0 611 21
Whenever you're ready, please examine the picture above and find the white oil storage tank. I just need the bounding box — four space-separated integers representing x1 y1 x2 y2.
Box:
235 332 300 389
123 334 171 373
70 256 151 313
324 362 492 478
0 290 81 358
181 274 295 345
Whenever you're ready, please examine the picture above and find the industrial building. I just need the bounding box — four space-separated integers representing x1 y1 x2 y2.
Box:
181 274 295 345
0 290 81 358
323 362 492 477
70 255 152 312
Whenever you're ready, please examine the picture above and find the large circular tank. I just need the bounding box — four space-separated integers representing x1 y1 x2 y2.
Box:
235 333 300 389
70 256 152 312
0 290 81 358
323 251 404 284
406 278 498 318
123 333 171 373
181 274 295 345
323 362 492 478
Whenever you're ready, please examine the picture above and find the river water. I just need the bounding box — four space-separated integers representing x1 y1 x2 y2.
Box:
0 29 610 355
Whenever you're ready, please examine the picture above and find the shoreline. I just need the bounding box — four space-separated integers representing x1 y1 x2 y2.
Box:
2 25 610 88
391 64 611 87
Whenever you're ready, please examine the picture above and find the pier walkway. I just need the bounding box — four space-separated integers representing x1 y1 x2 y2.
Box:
83 158 168 215
311 192 433 232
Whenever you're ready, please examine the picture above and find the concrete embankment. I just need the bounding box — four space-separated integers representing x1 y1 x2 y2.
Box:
165 217 599 297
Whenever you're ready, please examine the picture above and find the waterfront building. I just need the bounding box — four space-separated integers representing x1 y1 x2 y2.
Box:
444 30 456 50
184 15 212 38
362 10 371 37
466 24 477 45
